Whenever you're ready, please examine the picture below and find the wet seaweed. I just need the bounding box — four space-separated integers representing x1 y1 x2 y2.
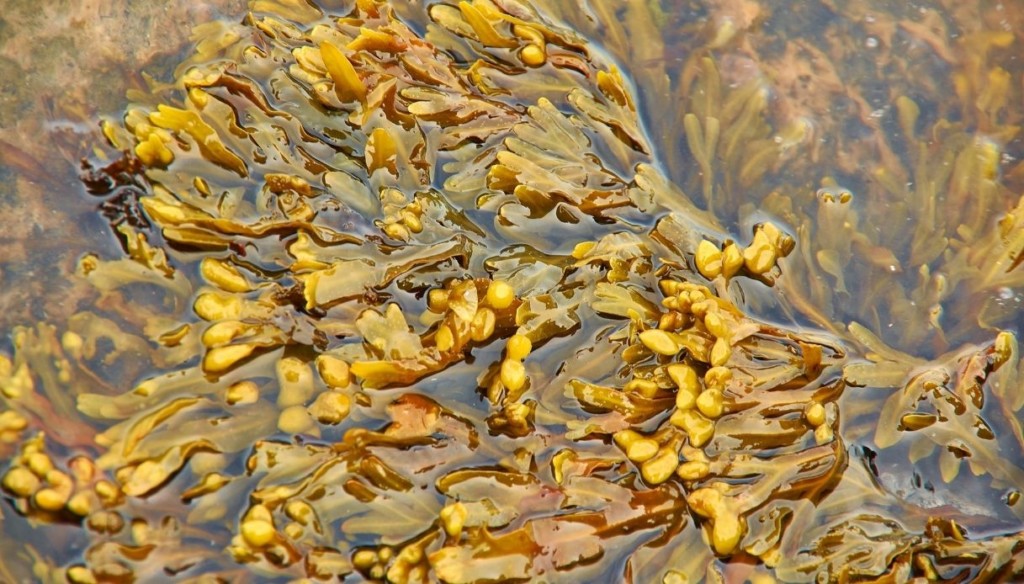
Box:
1 0 1023 582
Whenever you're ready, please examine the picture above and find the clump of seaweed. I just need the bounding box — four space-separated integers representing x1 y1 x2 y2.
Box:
1 0 1023 582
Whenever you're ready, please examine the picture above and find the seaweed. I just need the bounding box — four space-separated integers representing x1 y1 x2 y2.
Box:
2 0 1023 582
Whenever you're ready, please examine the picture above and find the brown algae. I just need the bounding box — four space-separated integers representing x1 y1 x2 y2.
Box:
1 0 1024 582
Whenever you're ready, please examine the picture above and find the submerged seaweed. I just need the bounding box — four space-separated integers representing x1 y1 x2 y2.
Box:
1 0 1023 582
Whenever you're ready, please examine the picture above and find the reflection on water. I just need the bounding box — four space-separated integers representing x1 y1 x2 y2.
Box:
1 0 1022 581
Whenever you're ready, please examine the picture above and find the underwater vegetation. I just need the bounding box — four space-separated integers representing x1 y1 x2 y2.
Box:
1 0 1023 581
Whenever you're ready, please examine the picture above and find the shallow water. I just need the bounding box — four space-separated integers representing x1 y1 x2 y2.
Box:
1 0 1023 582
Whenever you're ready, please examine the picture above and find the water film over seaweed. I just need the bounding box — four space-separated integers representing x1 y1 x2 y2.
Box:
1 0 1023 582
